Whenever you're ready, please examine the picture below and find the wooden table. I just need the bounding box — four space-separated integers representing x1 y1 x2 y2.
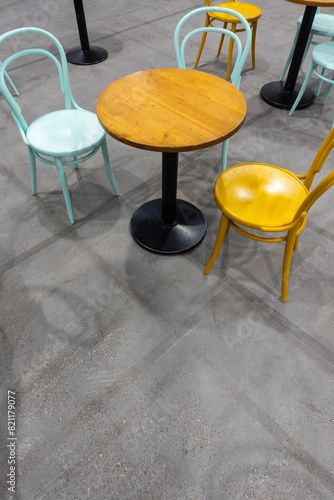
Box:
97 68 247 254
261 0 334 109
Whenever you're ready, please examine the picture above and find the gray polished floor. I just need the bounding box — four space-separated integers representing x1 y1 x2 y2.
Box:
1 1 334 499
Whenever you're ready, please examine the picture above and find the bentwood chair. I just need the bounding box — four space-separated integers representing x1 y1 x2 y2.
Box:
289 41 334 118
204 127 334 302
280 8 334 81
194 1 261 81
174 7 251 171
0 27 119 224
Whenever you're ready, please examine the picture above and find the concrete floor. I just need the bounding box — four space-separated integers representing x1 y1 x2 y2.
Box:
1 0 334 498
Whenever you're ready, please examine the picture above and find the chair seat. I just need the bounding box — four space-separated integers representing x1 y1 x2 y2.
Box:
214 163 308 229
312 42 334 70
211 2 261 23
27 109 105 157
298 13 334 36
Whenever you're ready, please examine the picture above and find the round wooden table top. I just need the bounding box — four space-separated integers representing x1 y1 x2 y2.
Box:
285 0 334 6
96 68 247 153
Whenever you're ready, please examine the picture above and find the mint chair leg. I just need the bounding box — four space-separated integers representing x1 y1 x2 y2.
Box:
55 157 74 224
28 147 37 195
280 28 300 81
289 61 316 116
316 67 326 96
221 139 229 172
73 155 80 169
322 73 334 104
101 138 119 196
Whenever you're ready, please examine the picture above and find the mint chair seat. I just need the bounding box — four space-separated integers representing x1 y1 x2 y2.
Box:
27 110 104 156
0 27 119 224
174 7 251 171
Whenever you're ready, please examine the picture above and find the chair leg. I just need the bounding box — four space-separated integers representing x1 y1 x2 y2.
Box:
289 61 316 116
280 27 300 81
28 147 37 195
221 139 229 172
204 213 230 275
194 14 210 68
293 234 300 251
73 155 80 169
281 226 299 302
251 20 258 69
101 138 119 196
226 24 236 81
322 72 334 104
316 67 326 96
217 22 228 56
55 157 74 224
301 34 314 67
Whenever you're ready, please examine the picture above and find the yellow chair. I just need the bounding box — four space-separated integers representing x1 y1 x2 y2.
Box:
204 127 334 302
194 0 262 80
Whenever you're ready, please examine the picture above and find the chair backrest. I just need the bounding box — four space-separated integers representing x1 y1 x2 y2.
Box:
204 0 238 5
0 27 77 141
294 127 334 220
174 7 251 89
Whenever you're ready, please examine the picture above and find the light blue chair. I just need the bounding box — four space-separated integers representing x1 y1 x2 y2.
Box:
289 41 334 120
0 27 119 224
174 7 251 171
280 8 334 82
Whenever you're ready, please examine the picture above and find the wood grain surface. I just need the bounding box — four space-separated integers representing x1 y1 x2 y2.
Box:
96 68 247 153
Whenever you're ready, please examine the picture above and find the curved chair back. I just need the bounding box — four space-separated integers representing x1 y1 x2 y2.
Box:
0 60 19 96
0 27 78 139
295 126 334 220
174 7 251 89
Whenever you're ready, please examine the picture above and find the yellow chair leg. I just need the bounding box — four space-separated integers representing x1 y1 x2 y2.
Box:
194 14 210 68
251 20 258 69
293 234 299 251
281 227 299 302
204 214 230 275
217 22 228 56
226 23 236 81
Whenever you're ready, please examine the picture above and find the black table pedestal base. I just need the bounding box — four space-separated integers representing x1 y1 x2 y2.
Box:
260 81 314 110
130 198 207 254
66 46 108 65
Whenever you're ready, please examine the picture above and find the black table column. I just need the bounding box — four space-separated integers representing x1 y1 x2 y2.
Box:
260 6 317 109
130 152 207 254
66 0 108 65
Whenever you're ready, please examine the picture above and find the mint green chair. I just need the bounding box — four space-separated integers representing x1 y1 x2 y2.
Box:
0 27 119 224
174 7 251 171
280 8 334 82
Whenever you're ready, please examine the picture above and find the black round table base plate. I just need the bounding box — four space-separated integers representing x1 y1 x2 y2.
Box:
130 199 207 254
66 46 108 65
260 81 315 110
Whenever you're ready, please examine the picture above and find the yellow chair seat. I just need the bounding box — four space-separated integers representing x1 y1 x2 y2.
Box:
215 163 309 229
211 2 261 24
